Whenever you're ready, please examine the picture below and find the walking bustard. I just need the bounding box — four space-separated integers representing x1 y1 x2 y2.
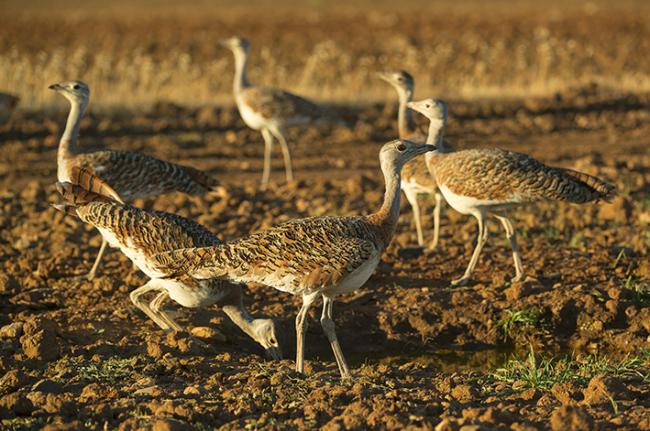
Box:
147 140 436 379
50 81 219 279
221 37 325 190
53 167 281 359
378 70 449 248
408 98 617 286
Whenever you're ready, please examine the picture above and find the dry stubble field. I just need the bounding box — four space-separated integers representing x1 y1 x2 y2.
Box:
1 1 650 430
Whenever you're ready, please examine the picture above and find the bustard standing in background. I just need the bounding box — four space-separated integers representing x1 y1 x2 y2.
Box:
378 70 449 248
408 98 617 286
50 81 219 279
221 36 324 190
53 167 281 359
149 140 435 379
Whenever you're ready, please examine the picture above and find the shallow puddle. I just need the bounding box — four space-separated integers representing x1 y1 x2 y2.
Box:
313 346 524 373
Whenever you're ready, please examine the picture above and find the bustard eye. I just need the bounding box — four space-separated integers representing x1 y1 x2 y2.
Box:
425 104 431 108
73 84 80 90
397 143 406 151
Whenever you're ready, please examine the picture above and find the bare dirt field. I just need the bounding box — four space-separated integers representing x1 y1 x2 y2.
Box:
1 1 650 430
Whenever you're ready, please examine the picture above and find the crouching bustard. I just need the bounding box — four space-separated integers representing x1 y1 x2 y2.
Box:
408 98 617 286
149 140 436 379
221 37 326 190
50 81 219 279
53 167 281 359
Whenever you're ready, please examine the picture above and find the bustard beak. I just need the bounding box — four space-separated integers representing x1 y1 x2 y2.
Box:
414 143 437 154
48 83 62 91
219 39 234 48
376 72 391 82
265 345 282 361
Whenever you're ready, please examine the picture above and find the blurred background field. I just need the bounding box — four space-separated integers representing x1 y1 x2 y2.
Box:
1 0 650 111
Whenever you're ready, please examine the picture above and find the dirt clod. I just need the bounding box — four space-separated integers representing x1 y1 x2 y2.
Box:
582 376 633 405
550 405 594 431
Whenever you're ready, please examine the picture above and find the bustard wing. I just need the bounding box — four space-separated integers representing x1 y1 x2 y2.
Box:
74 150 218 200
402 158 437 190
152 218 379 295
241 86 322 121
436 148 616 204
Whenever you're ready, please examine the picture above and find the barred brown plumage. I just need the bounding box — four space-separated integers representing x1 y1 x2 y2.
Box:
150 139 436 380
221 37 327 190
408 98 618 286
378 70 450 249
49 80 219 279
52 173 281 359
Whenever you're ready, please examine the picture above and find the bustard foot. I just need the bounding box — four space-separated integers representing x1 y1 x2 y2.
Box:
340 372 354 382
511 274 525 283
451 276 472 287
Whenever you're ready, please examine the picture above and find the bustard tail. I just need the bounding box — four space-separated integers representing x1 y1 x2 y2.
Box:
555 168 617 204
53 167 121 216
180 164 220 194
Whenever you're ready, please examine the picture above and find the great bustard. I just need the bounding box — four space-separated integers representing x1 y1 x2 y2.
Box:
221 36 324 190
0 92 19 124
408 98 617 286
149 140 435 379
50 81 219 279
378 70 449 248
53 167 281 359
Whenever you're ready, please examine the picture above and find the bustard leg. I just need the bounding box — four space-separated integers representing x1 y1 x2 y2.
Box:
86 237 109 280
403 187 424 246
430 191 443 250
295 293 317 374
129 282 172 331
270 127 294 184
320 296 351 380
260 128 274 190
452 210 488 286
150 290 183 332
493 214 524 282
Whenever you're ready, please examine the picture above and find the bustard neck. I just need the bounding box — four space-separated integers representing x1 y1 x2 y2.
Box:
222 303 258 343
426 118 446 151
397 88 416 138
232 48 250 94
59 99 86 156
368 160 402 245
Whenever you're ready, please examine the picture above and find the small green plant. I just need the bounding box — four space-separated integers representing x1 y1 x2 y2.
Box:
72 356 138 384
579 353 649 382
542 225 562 242
611 249 628 269
496 308 542 342
622 276 650 307
485 346 650 391
489 345 572 389
568 231 586 249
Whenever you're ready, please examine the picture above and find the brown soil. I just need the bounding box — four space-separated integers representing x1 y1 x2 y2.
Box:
0 87 649 429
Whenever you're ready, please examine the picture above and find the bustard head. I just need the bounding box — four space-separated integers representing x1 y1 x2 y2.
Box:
220 36 250 53
380 139 436 171
378 70 414 94
49 81 90 106
251 318 282 360
406 98 448 122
